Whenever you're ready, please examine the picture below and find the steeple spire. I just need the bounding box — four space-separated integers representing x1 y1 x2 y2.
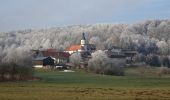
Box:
82 32 86 40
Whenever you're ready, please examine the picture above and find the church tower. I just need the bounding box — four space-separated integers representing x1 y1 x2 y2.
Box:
81 32 87 46
80 33 88 51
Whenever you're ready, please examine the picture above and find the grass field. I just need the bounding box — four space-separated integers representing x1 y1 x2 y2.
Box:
0 67 170 100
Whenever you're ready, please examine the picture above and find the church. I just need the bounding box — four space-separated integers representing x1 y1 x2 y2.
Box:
65 33 96 56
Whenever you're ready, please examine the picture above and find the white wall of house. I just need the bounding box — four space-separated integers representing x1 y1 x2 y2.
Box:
65 50 81 54
34 65 43 68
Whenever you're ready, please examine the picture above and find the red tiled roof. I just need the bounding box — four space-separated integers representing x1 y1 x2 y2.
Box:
65 45 81 51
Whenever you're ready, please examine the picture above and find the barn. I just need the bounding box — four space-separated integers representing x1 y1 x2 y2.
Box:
32 49 70 68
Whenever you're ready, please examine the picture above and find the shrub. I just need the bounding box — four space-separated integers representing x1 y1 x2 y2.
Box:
0 49 33 81
0 62 33 81
158 67 170 76
146 55 161 67
69 52 82 69
162 56 170 68
87 50 124 76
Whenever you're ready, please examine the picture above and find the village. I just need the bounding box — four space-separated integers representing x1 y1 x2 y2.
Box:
32 33 137 69
1 0 170 99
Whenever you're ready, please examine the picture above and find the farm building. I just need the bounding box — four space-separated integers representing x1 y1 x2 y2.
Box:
32 49 70 68
106 46 137 64
32 56 55 68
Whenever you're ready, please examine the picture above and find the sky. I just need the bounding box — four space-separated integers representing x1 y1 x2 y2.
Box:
0 0 170 32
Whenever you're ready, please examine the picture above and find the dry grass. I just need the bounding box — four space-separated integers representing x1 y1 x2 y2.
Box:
0 68 170 100
0 86 170 100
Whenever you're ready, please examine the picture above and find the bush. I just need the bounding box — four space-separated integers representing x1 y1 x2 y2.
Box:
158 67 170 76
0 49 33 81
103 62 124 76
146 55 161 67
162 56 170 68
87 50 124 76
0 62 33 81
69 52 82 69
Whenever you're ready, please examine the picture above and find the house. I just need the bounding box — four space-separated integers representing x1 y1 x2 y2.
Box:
32 57 46 68
107 46 126 58
106 46 126 67
32 56 55 68
32 49 70 68
43 56 55 66
106 46 137 65
123 50 137 64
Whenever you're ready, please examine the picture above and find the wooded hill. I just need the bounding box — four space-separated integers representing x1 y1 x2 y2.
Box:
0 19 170 64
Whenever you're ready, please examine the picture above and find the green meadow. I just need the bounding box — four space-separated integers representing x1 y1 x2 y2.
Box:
0 67 170 100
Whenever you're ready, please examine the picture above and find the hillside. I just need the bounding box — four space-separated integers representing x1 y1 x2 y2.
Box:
0 19 170 63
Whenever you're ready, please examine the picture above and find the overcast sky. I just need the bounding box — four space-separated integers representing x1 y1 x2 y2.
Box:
0 0 170 32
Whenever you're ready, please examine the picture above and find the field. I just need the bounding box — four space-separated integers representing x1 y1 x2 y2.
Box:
0 67 170 100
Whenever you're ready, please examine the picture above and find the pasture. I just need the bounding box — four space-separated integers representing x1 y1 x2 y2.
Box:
0 67 170 100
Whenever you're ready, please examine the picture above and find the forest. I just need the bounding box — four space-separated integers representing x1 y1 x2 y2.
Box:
0 19 170 79
1 19 170 59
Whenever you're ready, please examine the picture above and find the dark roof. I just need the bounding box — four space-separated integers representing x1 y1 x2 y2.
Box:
41 51 70 58
109 54 126 58
33 57 47 61
34 49 70 58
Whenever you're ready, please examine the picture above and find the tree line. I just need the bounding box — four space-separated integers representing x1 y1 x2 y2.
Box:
0 19 170 77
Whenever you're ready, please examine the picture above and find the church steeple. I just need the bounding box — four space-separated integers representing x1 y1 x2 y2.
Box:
82 32 86 40
81 32 87 45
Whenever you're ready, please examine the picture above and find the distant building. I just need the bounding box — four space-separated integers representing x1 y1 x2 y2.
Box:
65 45 82 54
106 46 137 64
107 46 126 58
65 33 96 68
65 33 96 55
32 49 70 68
32 56 55 68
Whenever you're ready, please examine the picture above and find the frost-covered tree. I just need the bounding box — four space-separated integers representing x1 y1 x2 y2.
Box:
0 19 170 75
87 50 124 75
0 48 33 81
69 52 82 69
157 40 169 55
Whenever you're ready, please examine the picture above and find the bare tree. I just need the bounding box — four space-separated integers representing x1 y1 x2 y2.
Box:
69 52 82 69
88 50 124 75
